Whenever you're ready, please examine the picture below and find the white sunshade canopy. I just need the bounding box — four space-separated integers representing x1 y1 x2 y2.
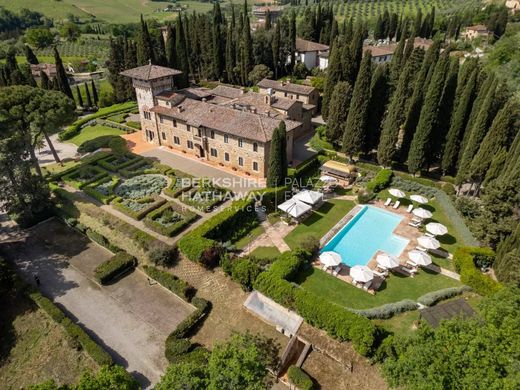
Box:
319 251 342 268
319 175 338 183
293 190 324 205
412 208 433 219
277 199 312 218
376 253 400 269
418 235 441 250
350 265 374 283
389 188 406 198
410 194 428 204
408 250 432 266
426 222 448 236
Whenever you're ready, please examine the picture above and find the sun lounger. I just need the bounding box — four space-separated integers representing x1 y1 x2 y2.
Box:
406 260 418 268
401 266 417 277
384 198 392 206
332 266 341 276
416 245 428 252
393 200 401 209
373 270 387 278
406 204 414 213
408 220 421 228
362 281 373 291
411 217 422 224
425 232 435 238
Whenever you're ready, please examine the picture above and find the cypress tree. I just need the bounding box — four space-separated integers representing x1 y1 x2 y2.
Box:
225 24 236 83
468 99 519 184
494 224 520 285
374 15 384 40
407 50 450 174
441 69 478 175
483 148 509 187
155 34 167 66
271 22 280 79
265 9 272 30
175 17 190 88
389 33 406 85
25 45 39 65
212 2 225 80
75 85 83 107
241 1 253 84
377 48 424 167
322 38 342 119
350 23 365 81
497 130 520 185
267 121 288 187
343 52 373 158
85 83 93 108
53 47 73 99
91 80 98 105
137 15 155 65
40 70 50 90
366 64 390 152
413 9 423 37
340 38 356 85
325 81 352 145
165 24 176 69
289 10 296 71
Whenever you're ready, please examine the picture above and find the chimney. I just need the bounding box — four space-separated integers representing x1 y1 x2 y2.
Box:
177 106 184 113
202 97 207 102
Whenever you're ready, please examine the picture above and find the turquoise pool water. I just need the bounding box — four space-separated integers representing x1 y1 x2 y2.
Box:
321 206 409 267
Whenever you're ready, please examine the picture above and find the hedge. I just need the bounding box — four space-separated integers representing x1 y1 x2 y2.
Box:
59 102 137 141
453 247 501 296
97 154 143 172
77 135 121 154
94 252 137 284
178 198 256 267
111 196 167 220
417 286 472 307
61 165 109 189
229 258 261 291
47 152 111 181
163 176 193 198
253 250 376 356
142 265 195 301
144 202 198 237
366 169 393 193
287 366 314 390
351 300 419 319
29 292 113 366
83 176 120 204
86 228 121 253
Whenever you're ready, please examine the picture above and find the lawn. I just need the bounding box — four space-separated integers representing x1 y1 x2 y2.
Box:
249 246 281 260
68 124 125 147
234 224 265 250
295 266 462 310
284 199 356 249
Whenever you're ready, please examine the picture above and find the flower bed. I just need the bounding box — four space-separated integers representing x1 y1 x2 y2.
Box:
61 165 109 189
119 160 154 178
178 185 228 212
114 174 168 199
112 196 167 220
97 153 143 172
83 176 120 204
163 176 193 198
144 202 198 237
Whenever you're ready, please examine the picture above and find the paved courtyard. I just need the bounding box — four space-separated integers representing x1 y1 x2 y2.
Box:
36 134 78 165
2 217 195 389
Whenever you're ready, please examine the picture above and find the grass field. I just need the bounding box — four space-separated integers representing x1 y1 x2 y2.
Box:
68 124 125 146
72 79 113 105
249 246 281 260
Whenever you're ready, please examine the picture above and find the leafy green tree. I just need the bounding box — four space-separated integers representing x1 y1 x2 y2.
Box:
75 365 139 389
343 51 372 157
267 121 288 187
59 22 80 41
325 81 352 145
25 27 54 49
494 224 520 286
53 47 73 100
156 361 209 390
247 64 272 85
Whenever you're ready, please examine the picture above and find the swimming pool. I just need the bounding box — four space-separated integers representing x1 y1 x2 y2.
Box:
321 205 409 267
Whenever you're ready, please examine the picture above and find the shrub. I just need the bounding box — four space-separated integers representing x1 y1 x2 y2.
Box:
148 244 179 267
29 292 66 323
61 165 108 189
144 202 198 237
94 252 137 284
97 154 143 172
366 169 393 193
112 196 167 220
230 258 261 291
417 286 472 307
126 121 141 129
165 337 192 362
287 366 314 390
293 234 320 256
142 265 195 302
453 247 501 296
77 135 122 153
106 112 128 123
83 176 119 204
178 186 228 212
351 300 419 319
163 176 193 198
357 190 375 204
389 176 437 198
442 182 456 196
115 174 167 199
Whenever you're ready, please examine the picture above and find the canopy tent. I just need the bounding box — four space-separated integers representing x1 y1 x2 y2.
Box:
418 235 441 250
277 199 312 218
410 194 428 204
293 190 324 206
376 253 400 269
426 222 448 236
408 250 432 266
412 208 433 219
319 252 342 268
389 188 406 198
319 175 338 183
350 265 374 283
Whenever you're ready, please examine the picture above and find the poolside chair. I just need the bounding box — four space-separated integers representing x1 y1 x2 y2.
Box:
393 200 401 209
406 204 414 213
373 270 387 278
401 266 417 277
322 264 329 271
416 245 428 252
332 266 341 277
425 232 435 238
362 281 373 291
384 198 392 206
411 217 422 224
406 260 418 268
408 220 421 228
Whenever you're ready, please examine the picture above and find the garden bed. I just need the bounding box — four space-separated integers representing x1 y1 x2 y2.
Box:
97 153 143 172
144 202 199 237
61 165 109 189
163 176 193 198
112 196 167 220
114 174 168 199
178 185 229 212
83 176 120 204
119 159 155 178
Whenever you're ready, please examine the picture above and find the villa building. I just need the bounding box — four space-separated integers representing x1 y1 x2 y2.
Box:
257 78 319 115
292 38 330 70
121 64 306 178
461 25 492 40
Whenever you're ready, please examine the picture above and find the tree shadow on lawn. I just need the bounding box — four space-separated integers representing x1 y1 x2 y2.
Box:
299 202 334 227
438 233 456 246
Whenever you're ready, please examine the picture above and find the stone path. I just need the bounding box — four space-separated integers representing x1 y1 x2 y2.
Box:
36 134 78 165
241 220 294 256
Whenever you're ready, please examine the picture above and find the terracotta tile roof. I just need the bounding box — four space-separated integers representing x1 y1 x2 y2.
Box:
120 64 182 81
155 92 186 106
296 38 329 52
257 78 316 96
177 87 213 100
150 98 300 143
466 25 489 31
363 44 396 57
212 85 245 99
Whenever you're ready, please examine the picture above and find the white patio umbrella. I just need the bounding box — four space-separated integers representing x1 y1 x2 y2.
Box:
410 194 428 204
277 199 312 218
408 250 432 266
376 253 400 269
412 208 433 219
350 265 374 283
426 222 448 236
293 190 324 206
319 252 342 268
319 175 337 183
389 188 406 198
417 235 441 250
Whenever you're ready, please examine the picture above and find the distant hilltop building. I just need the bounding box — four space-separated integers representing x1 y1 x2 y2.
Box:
506 0 520 15
252 5 284 25
461 25 492 40
30 63 57 80
121 64 317 177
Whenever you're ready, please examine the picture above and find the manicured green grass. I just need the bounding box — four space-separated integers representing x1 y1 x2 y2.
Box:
42 159 80 176
249 246 281 260
73 79 113 105
234 224 264 250
68 124 125 147
284 199 356 249
374 310 420 337
294 266 461 310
